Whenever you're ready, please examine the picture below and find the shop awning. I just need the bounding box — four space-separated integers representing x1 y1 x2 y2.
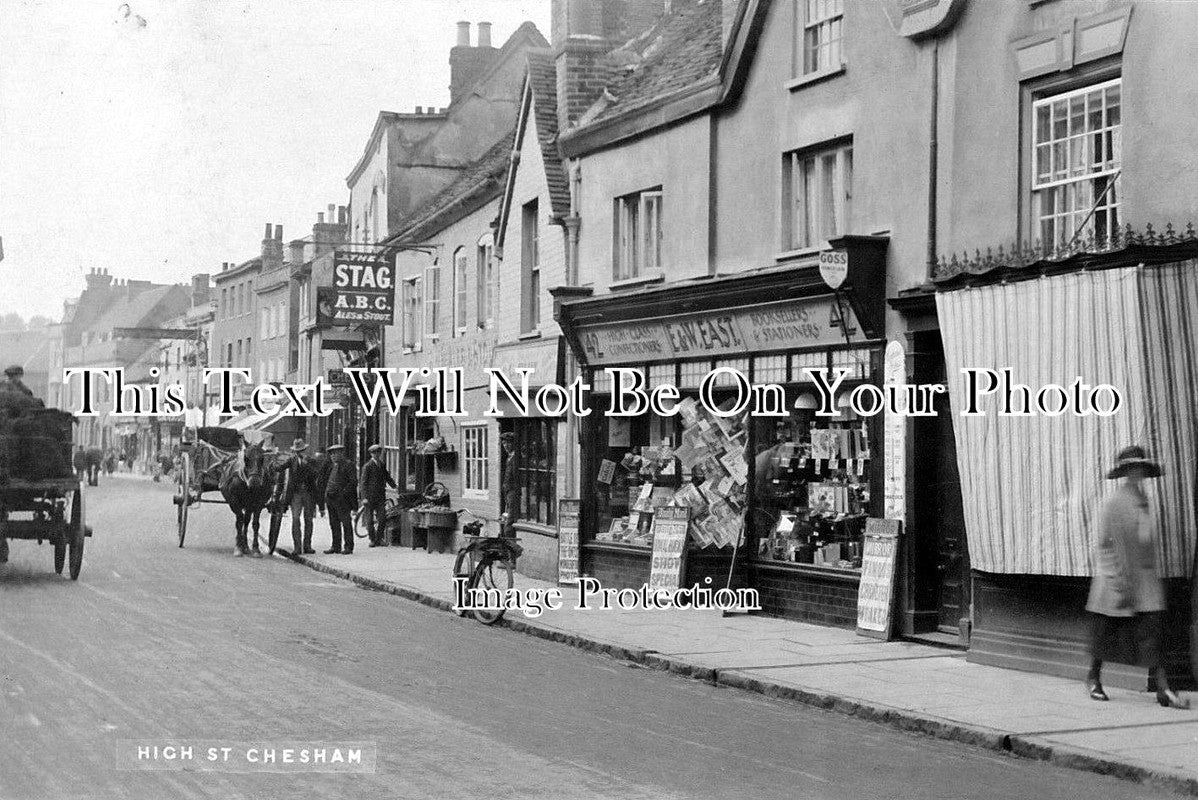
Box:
936 261 1198 578
226 407 286 433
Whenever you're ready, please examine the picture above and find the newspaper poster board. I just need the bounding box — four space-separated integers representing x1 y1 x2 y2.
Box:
647 507 690 593
856 518 902 640
557 499 581 585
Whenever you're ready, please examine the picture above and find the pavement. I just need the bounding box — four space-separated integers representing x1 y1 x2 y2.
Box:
274 534 1198 797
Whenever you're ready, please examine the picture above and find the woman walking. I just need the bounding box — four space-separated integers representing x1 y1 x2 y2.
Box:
1086 445 1189 709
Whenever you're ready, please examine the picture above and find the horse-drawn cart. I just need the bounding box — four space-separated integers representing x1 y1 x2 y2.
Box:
172 426 243 547
0 403 91 579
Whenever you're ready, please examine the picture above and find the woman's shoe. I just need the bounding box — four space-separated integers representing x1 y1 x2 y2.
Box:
1086 679 1109 701
1156 690 1191 709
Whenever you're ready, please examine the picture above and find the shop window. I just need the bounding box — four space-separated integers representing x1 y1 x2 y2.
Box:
453 246 468 336
1031 77 1121 251
613 188 662 281
797 0 844 77
476 234 495 329
462 424 489 498
505 420 556 526
521 199 540 333
783 140 852 251
425 261 441 340
401 276 422 351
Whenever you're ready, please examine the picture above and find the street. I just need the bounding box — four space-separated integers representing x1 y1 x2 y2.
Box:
0 477 1179 800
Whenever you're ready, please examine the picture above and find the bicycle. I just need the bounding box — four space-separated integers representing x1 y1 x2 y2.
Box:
451 509 523 625
353 483 441 541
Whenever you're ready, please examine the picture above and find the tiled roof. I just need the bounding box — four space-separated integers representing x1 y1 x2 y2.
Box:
391 130 516 243
525 50 571 217
585 0 724 127
89 284 186 334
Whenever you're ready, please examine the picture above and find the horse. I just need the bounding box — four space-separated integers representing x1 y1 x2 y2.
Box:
218 441 275 556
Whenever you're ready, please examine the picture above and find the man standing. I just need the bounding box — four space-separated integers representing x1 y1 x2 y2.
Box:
276 438 318 555
500 432 520 538
360 443 396 547
3 365 33 396
324 444 357 554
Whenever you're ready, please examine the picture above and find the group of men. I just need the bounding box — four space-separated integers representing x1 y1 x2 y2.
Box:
264 438 396 557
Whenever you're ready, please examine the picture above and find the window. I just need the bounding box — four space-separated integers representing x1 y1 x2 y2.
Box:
401 276 423 350
260 308 268 340
220 288 228 318
521 200 540 333
799 0 844 76
1031 78 1121 251
613 188 662 281
504 420 557 526
226 342 233 367
453 246 468 335
462 425 489 497
235 339 242 366
783 140 852 250
425 261 441 339
476 234 495 329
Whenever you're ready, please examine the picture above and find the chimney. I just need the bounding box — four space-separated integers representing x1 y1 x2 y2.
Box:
552 0 665 132
85 267 114 292
288 239 306 266
477 21 492 48
312 204 347 256
261 221 284 271
190 274 211 308
449 20 498 105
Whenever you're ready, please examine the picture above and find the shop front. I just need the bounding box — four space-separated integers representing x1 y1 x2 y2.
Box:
554 240 890 625
928 236 1198 687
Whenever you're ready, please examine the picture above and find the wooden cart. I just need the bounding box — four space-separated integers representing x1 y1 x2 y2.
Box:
0 476 91 579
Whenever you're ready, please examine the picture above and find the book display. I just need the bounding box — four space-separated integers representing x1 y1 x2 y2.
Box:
594 397 748 550
753 402 874 571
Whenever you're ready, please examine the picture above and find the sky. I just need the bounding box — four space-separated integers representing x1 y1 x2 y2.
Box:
0 0 551 321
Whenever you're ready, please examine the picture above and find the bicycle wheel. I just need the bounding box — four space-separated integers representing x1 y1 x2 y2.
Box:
451 547 475 617
353 502 370 539
468 556 513 625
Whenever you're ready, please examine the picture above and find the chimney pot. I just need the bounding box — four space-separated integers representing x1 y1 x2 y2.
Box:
327 204 335 221
317 212 325 224
275 224 283 241
477 21 492 48
264 223 272 239
456 20 470 46
338 206 348 224
416 105 423 114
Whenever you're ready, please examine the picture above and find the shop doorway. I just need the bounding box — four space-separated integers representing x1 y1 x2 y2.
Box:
909 330 970 644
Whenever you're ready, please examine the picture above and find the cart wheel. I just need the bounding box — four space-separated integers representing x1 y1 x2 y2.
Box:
176 452 191 547
69 488 85 580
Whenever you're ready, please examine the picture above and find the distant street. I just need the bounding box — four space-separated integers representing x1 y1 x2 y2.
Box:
0 476 1179 800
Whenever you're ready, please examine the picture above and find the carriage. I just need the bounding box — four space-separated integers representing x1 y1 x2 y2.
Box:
172 425 245 547
0 404 91 579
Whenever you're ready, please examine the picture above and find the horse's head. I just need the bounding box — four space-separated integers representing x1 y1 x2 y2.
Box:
242 441 266 489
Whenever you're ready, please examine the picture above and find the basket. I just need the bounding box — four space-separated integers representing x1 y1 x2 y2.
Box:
417 509 457 528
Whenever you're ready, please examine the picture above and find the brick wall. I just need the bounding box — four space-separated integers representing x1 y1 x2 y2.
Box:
752 564 860 628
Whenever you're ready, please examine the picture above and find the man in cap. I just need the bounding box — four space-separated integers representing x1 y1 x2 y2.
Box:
500 431 520 538
359 443 397 547
274 437 319 555
3 365 32 397
323 444 357 554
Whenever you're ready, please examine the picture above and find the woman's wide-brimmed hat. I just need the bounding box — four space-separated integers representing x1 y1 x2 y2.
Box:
1107 445 1163 479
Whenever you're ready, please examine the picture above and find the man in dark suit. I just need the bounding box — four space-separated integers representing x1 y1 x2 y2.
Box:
324 444 358 554
272 438 320 555
500 432 520 538
360 444 396 547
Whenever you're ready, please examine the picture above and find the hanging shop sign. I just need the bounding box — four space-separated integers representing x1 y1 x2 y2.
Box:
317 250 396 326
647 507 691 592
856 518 902 640
818 250 849 290
578 297 860 366
557 498 581 585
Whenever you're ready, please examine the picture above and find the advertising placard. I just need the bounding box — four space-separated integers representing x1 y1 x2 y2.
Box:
317 250 396 326
856 518 902 640
557 499 581 585
647 507 690 593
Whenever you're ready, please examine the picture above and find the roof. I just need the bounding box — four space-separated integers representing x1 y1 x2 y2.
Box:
390 130 516 244
88 284 186 335
525 50 571 218
582 0 724 127
0 329 49 373
213 257 262 284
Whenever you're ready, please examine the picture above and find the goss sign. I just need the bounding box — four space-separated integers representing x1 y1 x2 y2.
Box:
317 250 396 326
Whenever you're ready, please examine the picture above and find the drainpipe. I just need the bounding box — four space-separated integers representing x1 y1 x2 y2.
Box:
563 160 583 496
926 38 939 275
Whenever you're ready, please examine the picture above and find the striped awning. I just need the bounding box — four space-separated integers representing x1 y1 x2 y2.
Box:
936 262 1198 577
